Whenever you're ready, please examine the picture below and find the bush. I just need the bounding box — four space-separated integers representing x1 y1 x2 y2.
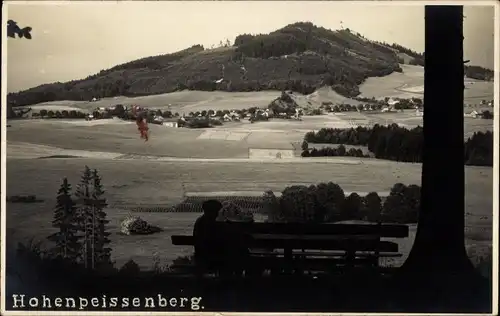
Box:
7 195 42 203
310 109 322 115
262 190 282 222
279 185 316 223
210 118 223 126
119 259 141 276
361 192 383 222
186 118 211 128
313 182 345 222
167 255 196 274
380 183 420 224
465 131 493 166
342 192 363 220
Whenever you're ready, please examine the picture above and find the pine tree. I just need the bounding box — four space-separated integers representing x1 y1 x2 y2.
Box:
89 169 112 270
74 166 92 268
47 178 80 261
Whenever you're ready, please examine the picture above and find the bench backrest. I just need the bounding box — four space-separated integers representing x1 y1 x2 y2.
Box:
171 222 408 252
212 222 409 237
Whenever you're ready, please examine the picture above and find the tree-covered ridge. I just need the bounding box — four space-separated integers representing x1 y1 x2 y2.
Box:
7 22 492 107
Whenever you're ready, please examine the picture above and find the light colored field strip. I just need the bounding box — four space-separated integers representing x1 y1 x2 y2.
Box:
197 130 250 141
6 142 387 165
185 191 391 197
112 155 363 164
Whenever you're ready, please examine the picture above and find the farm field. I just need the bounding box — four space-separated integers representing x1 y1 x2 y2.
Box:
6 156 492 270
7 110 493 160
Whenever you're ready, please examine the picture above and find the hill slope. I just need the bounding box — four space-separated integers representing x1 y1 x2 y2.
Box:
8 21 493 108
9 22 409 107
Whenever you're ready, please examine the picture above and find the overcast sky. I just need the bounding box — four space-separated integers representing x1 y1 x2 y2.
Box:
6 2 496 93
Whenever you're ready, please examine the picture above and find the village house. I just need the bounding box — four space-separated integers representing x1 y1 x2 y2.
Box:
161 117 179 128
387 98 399 107
464 110 480 118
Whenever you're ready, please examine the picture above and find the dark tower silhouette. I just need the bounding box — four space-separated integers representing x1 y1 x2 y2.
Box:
398 6 488 312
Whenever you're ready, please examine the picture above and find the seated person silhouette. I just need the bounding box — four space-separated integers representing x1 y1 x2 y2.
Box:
218 215 253 277
193 199 224 274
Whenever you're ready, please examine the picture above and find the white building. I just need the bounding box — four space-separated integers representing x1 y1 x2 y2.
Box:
163 122 178 128
464 110 479 118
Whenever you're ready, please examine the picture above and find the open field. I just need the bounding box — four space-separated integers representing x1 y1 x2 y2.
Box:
7 108 492 160
6 155 492 270
359 64 494 103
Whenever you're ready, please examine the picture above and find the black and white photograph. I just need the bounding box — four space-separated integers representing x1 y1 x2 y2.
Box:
2 1 497 313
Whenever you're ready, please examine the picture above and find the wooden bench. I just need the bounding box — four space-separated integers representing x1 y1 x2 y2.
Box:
171 222 409 275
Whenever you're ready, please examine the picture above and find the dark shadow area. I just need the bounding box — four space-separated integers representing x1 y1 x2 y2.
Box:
4 5 493 314
37 155 83 159
4 252 491 312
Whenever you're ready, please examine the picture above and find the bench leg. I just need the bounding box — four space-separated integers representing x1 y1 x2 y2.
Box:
346 251 356 269
284 248 293 274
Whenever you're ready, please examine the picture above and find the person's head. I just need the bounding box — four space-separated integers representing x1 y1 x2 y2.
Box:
202 199 222 220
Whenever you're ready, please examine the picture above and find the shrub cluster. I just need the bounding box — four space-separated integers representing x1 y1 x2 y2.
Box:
264 182 420 224
301 143 369 158
216 201 254 222
6 195 42 203
177 117 223 128
33 109 87 119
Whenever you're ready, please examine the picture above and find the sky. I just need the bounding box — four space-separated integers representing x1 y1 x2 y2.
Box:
6 2 496 93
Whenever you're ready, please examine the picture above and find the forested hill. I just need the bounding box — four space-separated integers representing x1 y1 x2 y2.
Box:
7 22 491 107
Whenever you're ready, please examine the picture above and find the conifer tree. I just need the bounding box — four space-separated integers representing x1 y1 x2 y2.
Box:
90 169 112 269
74 166 93 268
47 178 80 261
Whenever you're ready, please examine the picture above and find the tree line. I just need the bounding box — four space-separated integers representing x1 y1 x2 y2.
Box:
377 40 493 81
464 65 494 81
301 143 369 158
303 125 493 166
264 182 420 224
